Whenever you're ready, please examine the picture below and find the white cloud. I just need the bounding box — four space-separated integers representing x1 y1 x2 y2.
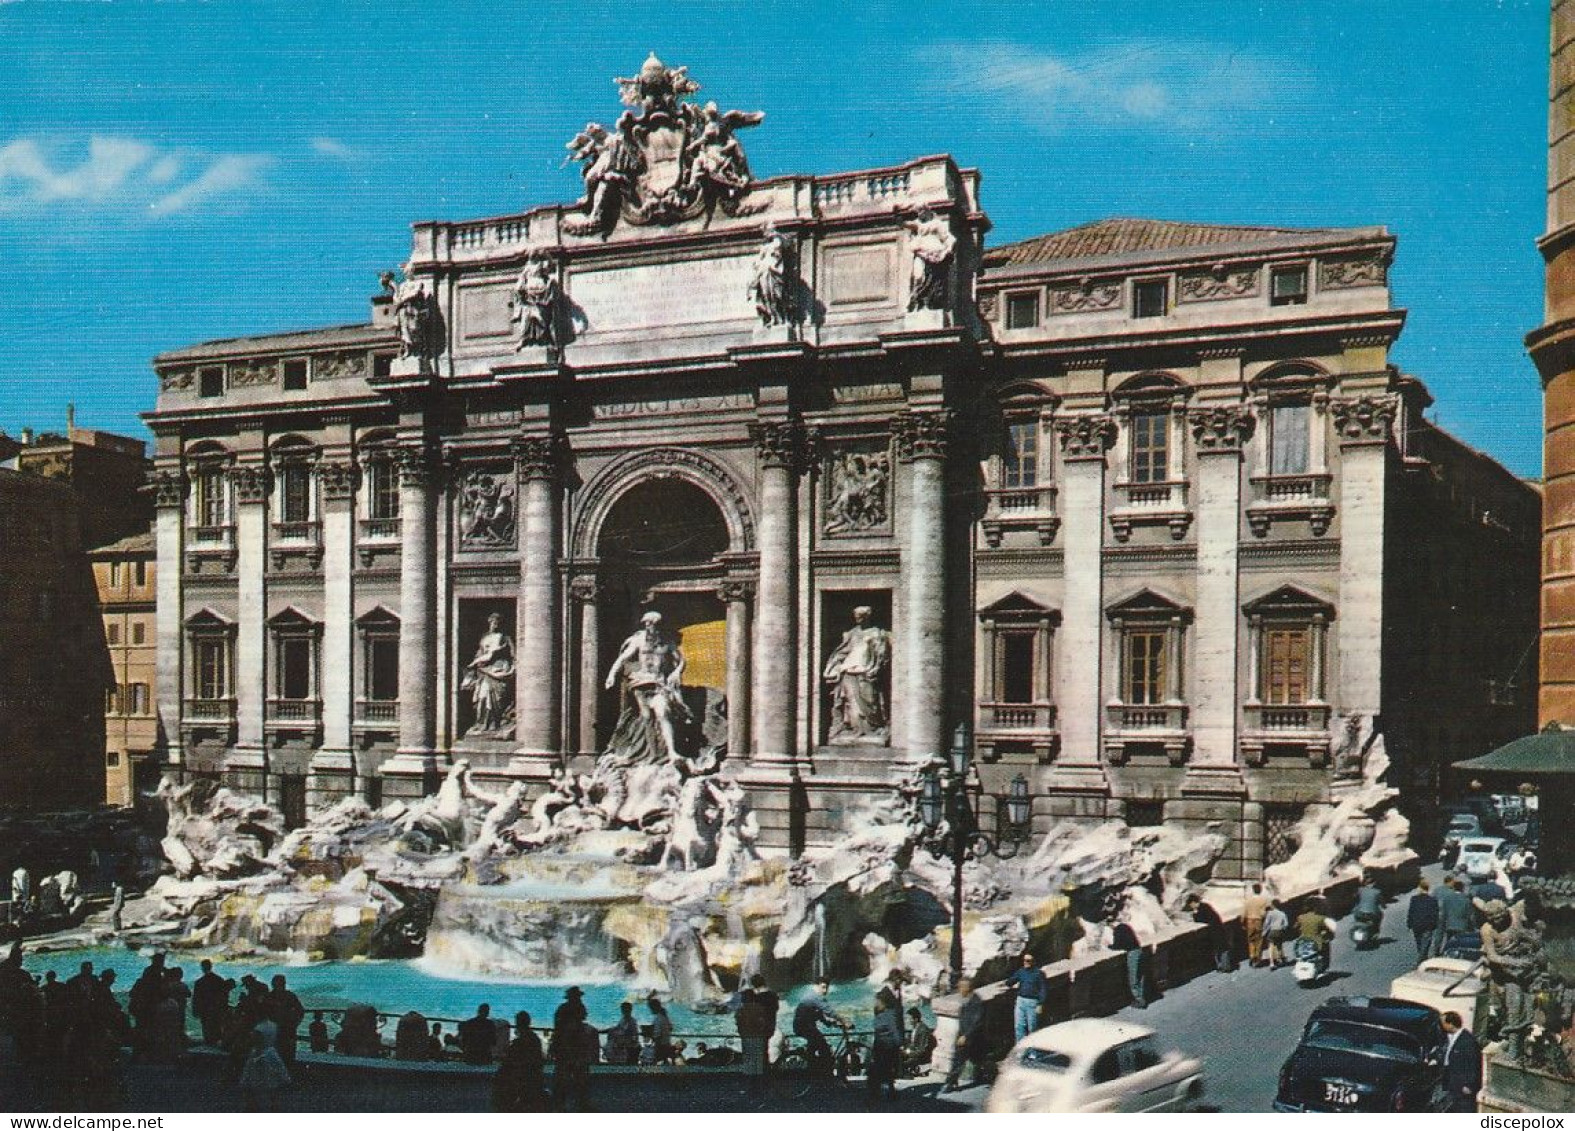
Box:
0 135 271 217
309 136 357 160
917 40 1301 134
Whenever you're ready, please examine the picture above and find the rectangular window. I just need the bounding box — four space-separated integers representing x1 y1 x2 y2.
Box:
278 636 314 700
279 466 312 523
282 359 309 391
130 683 149 714
107 623 121 645
132 621 146 645
1269 403 1311 475
1270 264 1309 306
999 631 1036 704
106 752 120 767
1124 630 1167 705
105 686 121 715
1133 279 1168 319
194 469 227 527
195 638 228 700
109 561 122 588
372 353 394 379
134 561 147 588
198 366 224 398
367 635 399 701
1129 412 1169 483
1005 291 1041 330
368 461 399 520
1263 627 1311 705
1003 420 1039 489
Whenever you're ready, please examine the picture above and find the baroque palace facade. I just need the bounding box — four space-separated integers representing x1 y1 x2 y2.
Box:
146 57 1536 874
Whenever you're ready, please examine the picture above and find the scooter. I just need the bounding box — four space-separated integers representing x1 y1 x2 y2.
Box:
1292 937 1329 987
1350 912 1381 951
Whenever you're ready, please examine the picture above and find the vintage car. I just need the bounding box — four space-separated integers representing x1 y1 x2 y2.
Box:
1389 957 1487 1031
984 1018 1205 1114
1455 836 1511 881
1273 996 1447 1112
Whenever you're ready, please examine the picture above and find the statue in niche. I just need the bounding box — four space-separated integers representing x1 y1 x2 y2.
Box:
906 208 956 311
461 613 516 737
510 254 560 350
381 262 434 360
824 451 889 534
458 471 516 548
604 611 691 763
748 225 792 326
824 606 893 745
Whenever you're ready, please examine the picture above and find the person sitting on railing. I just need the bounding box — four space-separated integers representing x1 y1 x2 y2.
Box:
604 1001 640 1065
307 1011 329 1054
459 1003 497 1066
427 1022 446 1060
903 1006 936 1077
394 1010 429 1060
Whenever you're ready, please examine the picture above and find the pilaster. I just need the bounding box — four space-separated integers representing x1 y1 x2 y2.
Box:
1052 412 1116 783
894 409 951 760
229 461 269 783
721 579 754 762
311 456 357 804
152 466 185 771
1331 395 1394 716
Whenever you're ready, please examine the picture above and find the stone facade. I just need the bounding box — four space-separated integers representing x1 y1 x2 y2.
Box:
91 531 158 807
146 60 1538 873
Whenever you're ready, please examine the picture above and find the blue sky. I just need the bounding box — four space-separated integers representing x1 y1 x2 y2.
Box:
0 1 1549 476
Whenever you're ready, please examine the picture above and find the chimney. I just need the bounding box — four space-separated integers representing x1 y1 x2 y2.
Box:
21 428 33 445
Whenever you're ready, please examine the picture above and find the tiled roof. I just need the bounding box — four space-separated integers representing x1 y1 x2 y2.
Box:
89 530 155 555
155 322 393 364
984 218 1378 269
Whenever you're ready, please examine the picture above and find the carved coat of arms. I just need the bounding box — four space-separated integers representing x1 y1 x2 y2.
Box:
564 53 765 236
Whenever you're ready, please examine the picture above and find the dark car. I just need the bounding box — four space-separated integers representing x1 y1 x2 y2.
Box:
1273 996 1446 1112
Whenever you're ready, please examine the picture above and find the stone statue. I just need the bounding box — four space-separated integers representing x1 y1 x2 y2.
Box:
662 774 722 871
10 867 29 912
681 101 763 208
459 471 516 548
906 208 955 312
385 262 434 361
824 606 893 744
605 611 689 762
824 452 889 534
510 254 560 349
1482 901 1548 1063
461 613 516 737
748 225 792 326
565 112 646 234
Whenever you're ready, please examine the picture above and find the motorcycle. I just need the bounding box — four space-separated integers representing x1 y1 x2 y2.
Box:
1292 936 1329 987
1350 912 1381 951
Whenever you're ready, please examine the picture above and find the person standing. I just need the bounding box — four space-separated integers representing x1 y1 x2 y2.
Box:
1437 875 1475 953
1242 884 1269 968
1005 952 1046 1041
943 979 986 1093
191 960 232 1046
867 995 901 1102
735 988 772 1097
460 1003 498 1066
646 995 674 1063
551 989 594 1112
493 1010 547 1112
1406 879 1441 960
238 1030 291 1112
265 975 304 1067
1261 900 1291 968
1441 1010 1483 1112
1110 920 1147 1007
604 1001 639 1066
1188 895 1236 973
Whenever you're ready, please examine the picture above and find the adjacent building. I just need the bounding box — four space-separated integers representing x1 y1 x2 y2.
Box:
91 532 159 807
144 57 1538 873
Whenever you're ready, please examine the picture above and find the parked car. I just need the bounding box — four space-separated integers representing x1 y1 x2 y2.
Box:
1455 837 1509 881
985 1018 1205 1113
1274 997 1446 1112
1389 957 1487 1031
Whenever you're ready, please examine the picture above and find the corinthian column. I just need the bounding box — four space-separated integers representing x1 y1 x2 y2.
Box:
570 577 602 755
394 445 437 766
720 579 754 760
1188 406 1254 773
895 410 951 760
229 462 269 790
514 434 561 764
1054 413 1116 774
152 466 185 774
311 458 357 805
749 421 801 765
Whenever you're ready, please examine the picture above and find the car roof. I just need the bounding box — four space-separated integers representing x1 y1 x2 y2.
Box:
1014 1017 1158 1055
1461 837 1504 850
1309 997 1441 1039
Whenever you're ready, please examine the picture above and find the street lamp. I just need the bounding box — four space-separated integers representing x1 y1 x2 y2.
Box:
919 721 1014 990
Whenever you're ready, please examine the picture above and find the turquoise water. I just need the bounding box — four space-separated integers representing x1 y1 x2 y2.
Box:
20 945 878 1040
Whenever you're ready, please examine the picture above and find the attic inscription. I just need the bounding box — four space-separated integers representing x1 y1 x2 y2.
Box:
824 245 893 305
573 255 753 332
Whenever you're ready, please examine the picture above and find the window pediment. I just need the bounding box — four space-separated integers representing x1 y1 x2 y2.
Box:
356 605 400 628
1106 588 1192 624
1243 585 1334 619
185 608 237 634
268 606 323 634
979 592 1061 623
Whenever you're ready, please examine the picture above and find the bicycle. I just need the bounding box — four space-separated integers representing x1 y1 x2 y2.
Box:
778 1025 868 1100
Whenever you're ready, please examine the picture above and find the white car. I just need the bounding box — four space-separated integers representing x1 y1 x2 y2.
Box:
984 1018 1205 1113
1455 837 1508 881
1389 956 1486 1031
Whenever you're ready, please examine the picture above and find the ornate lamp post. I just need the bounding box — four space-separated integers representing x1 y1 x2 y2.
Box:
921 722 1022 989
